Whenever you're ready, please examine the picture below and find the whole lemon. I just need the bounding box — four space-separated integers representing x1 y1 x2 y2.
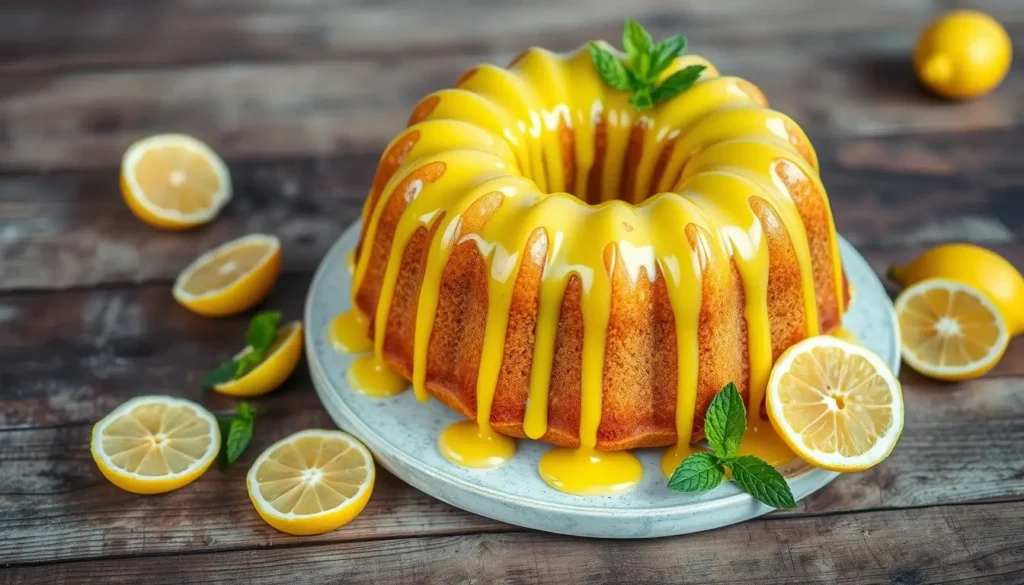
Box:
913 10 1012 99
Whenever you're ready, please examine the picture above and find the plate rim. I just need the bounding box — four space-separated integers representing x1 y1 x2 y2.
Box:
304 220 900 532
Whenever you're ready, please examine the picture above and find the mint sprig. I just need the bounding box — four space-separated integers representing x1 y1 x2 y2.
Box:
589 19 706 111
668 382 797 509
218 402 257 469
201 311 282 387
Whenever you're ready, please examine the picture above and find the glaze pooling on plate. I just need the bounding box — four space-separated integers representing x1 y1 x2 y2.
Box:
306 222 899 538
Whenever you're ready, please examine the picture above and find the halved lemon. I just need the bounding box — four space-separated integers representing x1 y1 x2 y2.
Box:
91 395 220 494
767 336 904 472
895 278 1009 381
214 321 305 397
173 234 282 317
121 134 231 229
247 430 375 535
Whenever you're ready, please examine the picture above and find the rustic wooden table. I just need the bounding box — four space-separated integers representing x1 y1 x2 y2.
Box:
2 1 1023 583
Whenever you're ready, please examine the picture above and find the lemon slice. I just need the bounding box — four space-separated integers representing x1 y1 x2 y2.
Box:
214 321 305 397
767 336 904 472
173 234 282 317
247 430 375 535
121 134 231 229
91 396 220 494
895 278 1009 381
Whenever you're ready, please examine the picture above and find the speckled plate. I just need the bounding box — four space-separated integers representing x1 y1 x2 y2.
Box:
305 221 899 538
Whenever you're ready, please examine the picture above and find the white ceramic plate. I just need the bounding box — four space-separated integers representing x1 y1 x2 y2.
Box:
305 221 900 538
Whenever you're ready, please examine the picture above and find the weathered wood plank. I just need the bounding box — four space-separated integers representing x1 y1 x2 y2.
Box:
0 155 374 290
4 500 1023 583
2 128 1021 291
3 25 1024 171
0 424 510 567
4 0 1023 74
0 271 1021 565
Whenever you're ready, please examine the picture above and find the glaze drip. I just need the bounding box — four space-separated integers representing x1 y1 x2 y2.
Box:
351 45 846 491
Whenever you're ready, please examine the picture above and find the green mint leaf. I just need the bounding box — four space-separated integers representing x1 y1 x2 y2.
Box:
629 87 654 111
202 359 239 388
246 311 282 353
704 382 747 459
649 34 688 78
668 451 724 492
216 417 233 470
235 401 257 422
729 455 797 509
588 42 633 91
224 411 255 466
234 348 266 379
651 65 706 104
621 19 653 78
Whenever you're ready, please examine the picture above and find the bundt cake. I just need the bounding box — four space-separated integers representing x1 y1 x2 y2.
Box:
348 40 849 461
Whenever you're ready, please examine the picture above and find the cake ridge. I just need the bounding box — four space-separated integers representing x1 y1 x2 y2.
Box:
351 43 848 453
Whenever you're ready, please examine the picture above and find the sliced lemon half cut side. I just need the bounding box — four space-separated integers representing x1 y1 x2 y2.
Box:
121 133 231 229
173 233 282 317
895 278 1009 381
767 336 904 472
247 430 375 535
91 395 220 494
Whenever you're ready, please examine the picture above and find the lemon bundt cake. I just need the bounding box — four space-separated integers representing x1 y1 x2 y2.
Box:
349 41 849 455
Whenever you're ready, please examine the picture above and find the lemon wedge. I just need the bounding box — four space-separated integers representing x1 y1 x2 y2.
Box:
895 279 1009 381
247 430 375 535
91 396 220 494
767 336 904 472
214 321 304 397
121 134 231 229
173 234 282 317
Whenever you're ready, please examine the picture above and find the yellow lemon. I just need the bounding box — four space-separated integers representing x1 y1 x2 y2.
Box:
91 395 220 494
889 244 1024 335
214 321 304 397
895 279 1009 381
121 134 232 229
767 336 904 472
247 430 375 535
914 10 1012 99
173 234 282 317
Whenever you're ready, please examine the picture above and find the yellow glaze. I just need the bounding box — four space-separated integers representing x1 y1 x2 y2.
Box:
345 250 356 274
439 420 516 469
328 310 373 354
347 355 408 397
538 447 643 496
830 326 860 346
351 46 844 494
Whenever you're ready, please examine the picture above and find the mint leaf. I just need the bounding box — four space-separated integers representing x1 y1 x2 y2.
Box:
649 34 688 78
220 402 257 468
234 348 266 379
704 382 747 460
668 452 724 492
235 401 256 422
651 65 706 104
588 42 633 91
202 359 238 388
729 455 797 509
618 19 651 77
629 87 654 111
246 311 282 352
216 417 233 470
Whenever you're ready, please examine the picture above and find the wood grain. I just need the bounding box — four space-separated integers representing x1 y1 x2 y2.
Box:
4 0 1023 74
4 500 1023 583
2 0 1024 579
3 24 1024 171
2 128 1021 291
1 272 1022 564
